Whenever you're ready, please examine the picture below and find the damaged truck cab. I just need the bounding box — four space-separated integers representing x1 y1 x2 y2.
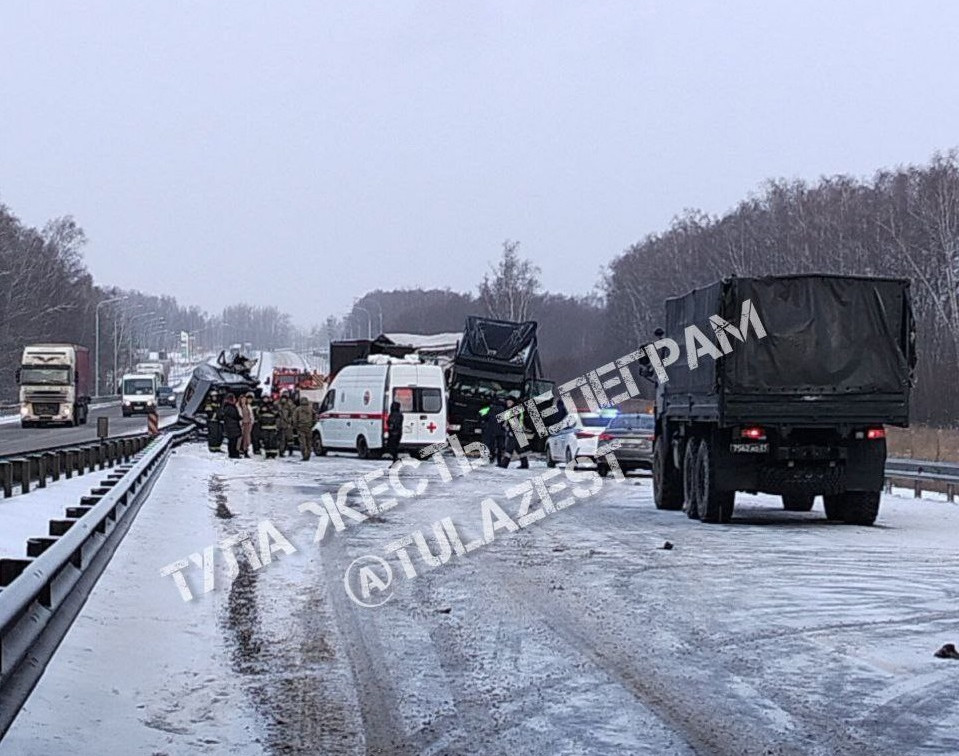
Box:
652 274 916 526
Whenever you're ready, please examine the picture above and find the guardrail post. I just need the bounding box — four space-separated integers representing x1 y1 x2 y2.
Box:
44 451 59 482
49 519 76 537
948 483 955 503
26 537 57 557
914 479 922 498
1 462 12 498
0 558 32 587
33 454 46 488
883 477 892 494
12 458 30 494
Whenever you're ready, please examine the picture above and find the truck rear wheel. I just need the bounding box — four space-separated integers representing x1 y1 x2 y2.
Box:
696 439 734 524
782 494 815 512
823 494 844 520
653 438 683 510
683 440 700 519
840 491 880 526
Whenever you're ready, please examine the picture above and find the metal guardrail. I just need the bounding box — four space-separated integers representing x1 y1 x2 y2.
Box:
0 424 196 738
884 456 959 500
0 435 154 498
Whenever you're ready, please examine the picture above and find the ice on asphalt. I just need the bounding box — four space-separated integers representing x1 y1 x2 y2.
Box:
3 441 958 755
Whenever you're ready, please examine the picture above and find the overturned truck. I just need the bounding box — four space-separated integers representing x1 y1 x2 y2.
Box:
179 351 260 426
652 274 915 526
447 316 554 445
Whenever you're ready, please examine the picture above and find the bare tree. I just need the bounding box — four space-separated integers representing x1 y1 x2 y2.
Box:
478 240 541 322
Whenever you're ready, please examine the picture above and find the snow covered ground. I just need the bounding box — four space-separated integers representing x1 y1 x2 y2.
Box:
0 412 180 559
2 444 958 755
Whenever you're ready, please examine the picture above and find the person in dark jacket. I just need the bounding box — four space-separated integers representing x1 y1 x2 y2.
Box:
499 397 529 469
259 396 279 458
205 391 223 452
480 399 505 465
386 401 404 462
219 393 243 459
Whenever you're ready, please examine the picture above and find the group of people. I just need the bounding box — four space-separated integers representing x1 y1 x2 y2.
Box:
203 390 316 460
479 396 530 469
202 389 537 468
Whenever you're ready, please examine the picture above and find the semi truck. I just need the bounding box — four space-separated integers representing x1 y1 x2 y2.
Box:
651 274 915 526
446 316 554 446
17 343 93 427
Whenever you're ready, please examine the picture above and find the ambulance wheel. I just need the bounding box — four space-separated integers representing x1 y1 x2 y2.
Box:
356 436 370 459
312 432 327 457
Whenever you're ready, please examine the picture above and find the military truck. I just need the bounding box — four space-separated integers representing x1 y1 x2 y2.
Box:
651 274 915 526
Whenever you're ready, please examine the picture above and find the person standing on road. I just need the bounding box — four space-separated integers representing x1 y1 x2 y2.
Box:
499 397 529 469
239 394 254 458
275 392 290 457
280 393 296 456
480 398 505 466
292 396 315 461
386 400 404 463
205 390 224 453
258 396 279 459
220 393 242 459
250 393 262 455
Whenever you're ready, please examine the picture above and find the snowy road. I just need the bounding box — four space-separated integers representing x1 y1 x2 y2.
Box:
2 444 958 755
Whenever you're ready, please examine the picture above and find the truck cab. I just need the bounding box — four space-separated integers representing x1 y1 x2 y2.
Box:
17 343 92 427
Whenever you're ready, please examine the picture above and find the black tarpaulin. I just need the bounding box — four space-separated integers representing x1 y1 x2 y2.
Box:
724 275 913 394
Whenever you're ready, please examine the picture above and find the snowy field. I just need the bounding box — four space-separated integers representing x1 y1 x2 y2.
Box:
2 442 958 755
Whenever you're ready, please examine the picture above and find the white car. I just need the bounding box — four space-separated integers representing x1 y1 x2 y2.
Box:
545 411 617 473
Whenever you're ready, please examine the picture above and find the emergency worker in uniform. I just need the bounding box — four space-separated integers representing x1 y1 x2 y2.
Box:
258 396 279 458
205 390 223 452
292 396 315 461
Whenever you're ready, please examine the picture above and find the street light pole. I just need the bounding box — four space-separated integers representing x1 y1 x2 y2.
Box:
370 301 384 335
125 311 157 368
95 296 126 397
353 305 372 339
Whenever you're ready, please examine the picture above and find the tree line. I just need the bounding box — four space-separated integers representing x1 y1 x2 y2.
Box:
0 202 302 399
605 151 959 425
5 149 958 424
345 152 959 426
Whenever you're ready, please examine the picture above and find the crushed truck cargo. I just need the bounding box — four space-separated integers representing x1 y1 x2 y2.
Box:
651 274 916 526
178 350 260 424
447 316 554 448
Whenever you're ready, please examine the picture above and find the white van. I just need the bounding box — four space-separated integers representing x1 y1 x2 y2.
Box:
312 356 447 458
121 373 158 416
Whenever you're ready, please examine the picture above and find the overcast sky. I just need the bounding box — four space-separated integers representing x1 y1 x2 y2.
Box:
2 1 958 326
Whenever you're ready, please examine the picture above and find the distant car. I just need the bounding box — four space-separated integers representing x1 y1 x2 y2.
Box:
602 413 655 475
545 410 617 473
156 386 178 408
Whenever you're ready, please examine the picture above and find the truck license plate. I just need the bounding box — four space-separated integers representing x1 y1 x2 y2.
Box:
730 442 769 454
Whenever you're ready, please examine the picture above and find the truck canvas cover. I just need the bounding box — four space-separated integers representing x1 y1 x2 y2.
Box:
454 316 540 381
662 274 915 425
